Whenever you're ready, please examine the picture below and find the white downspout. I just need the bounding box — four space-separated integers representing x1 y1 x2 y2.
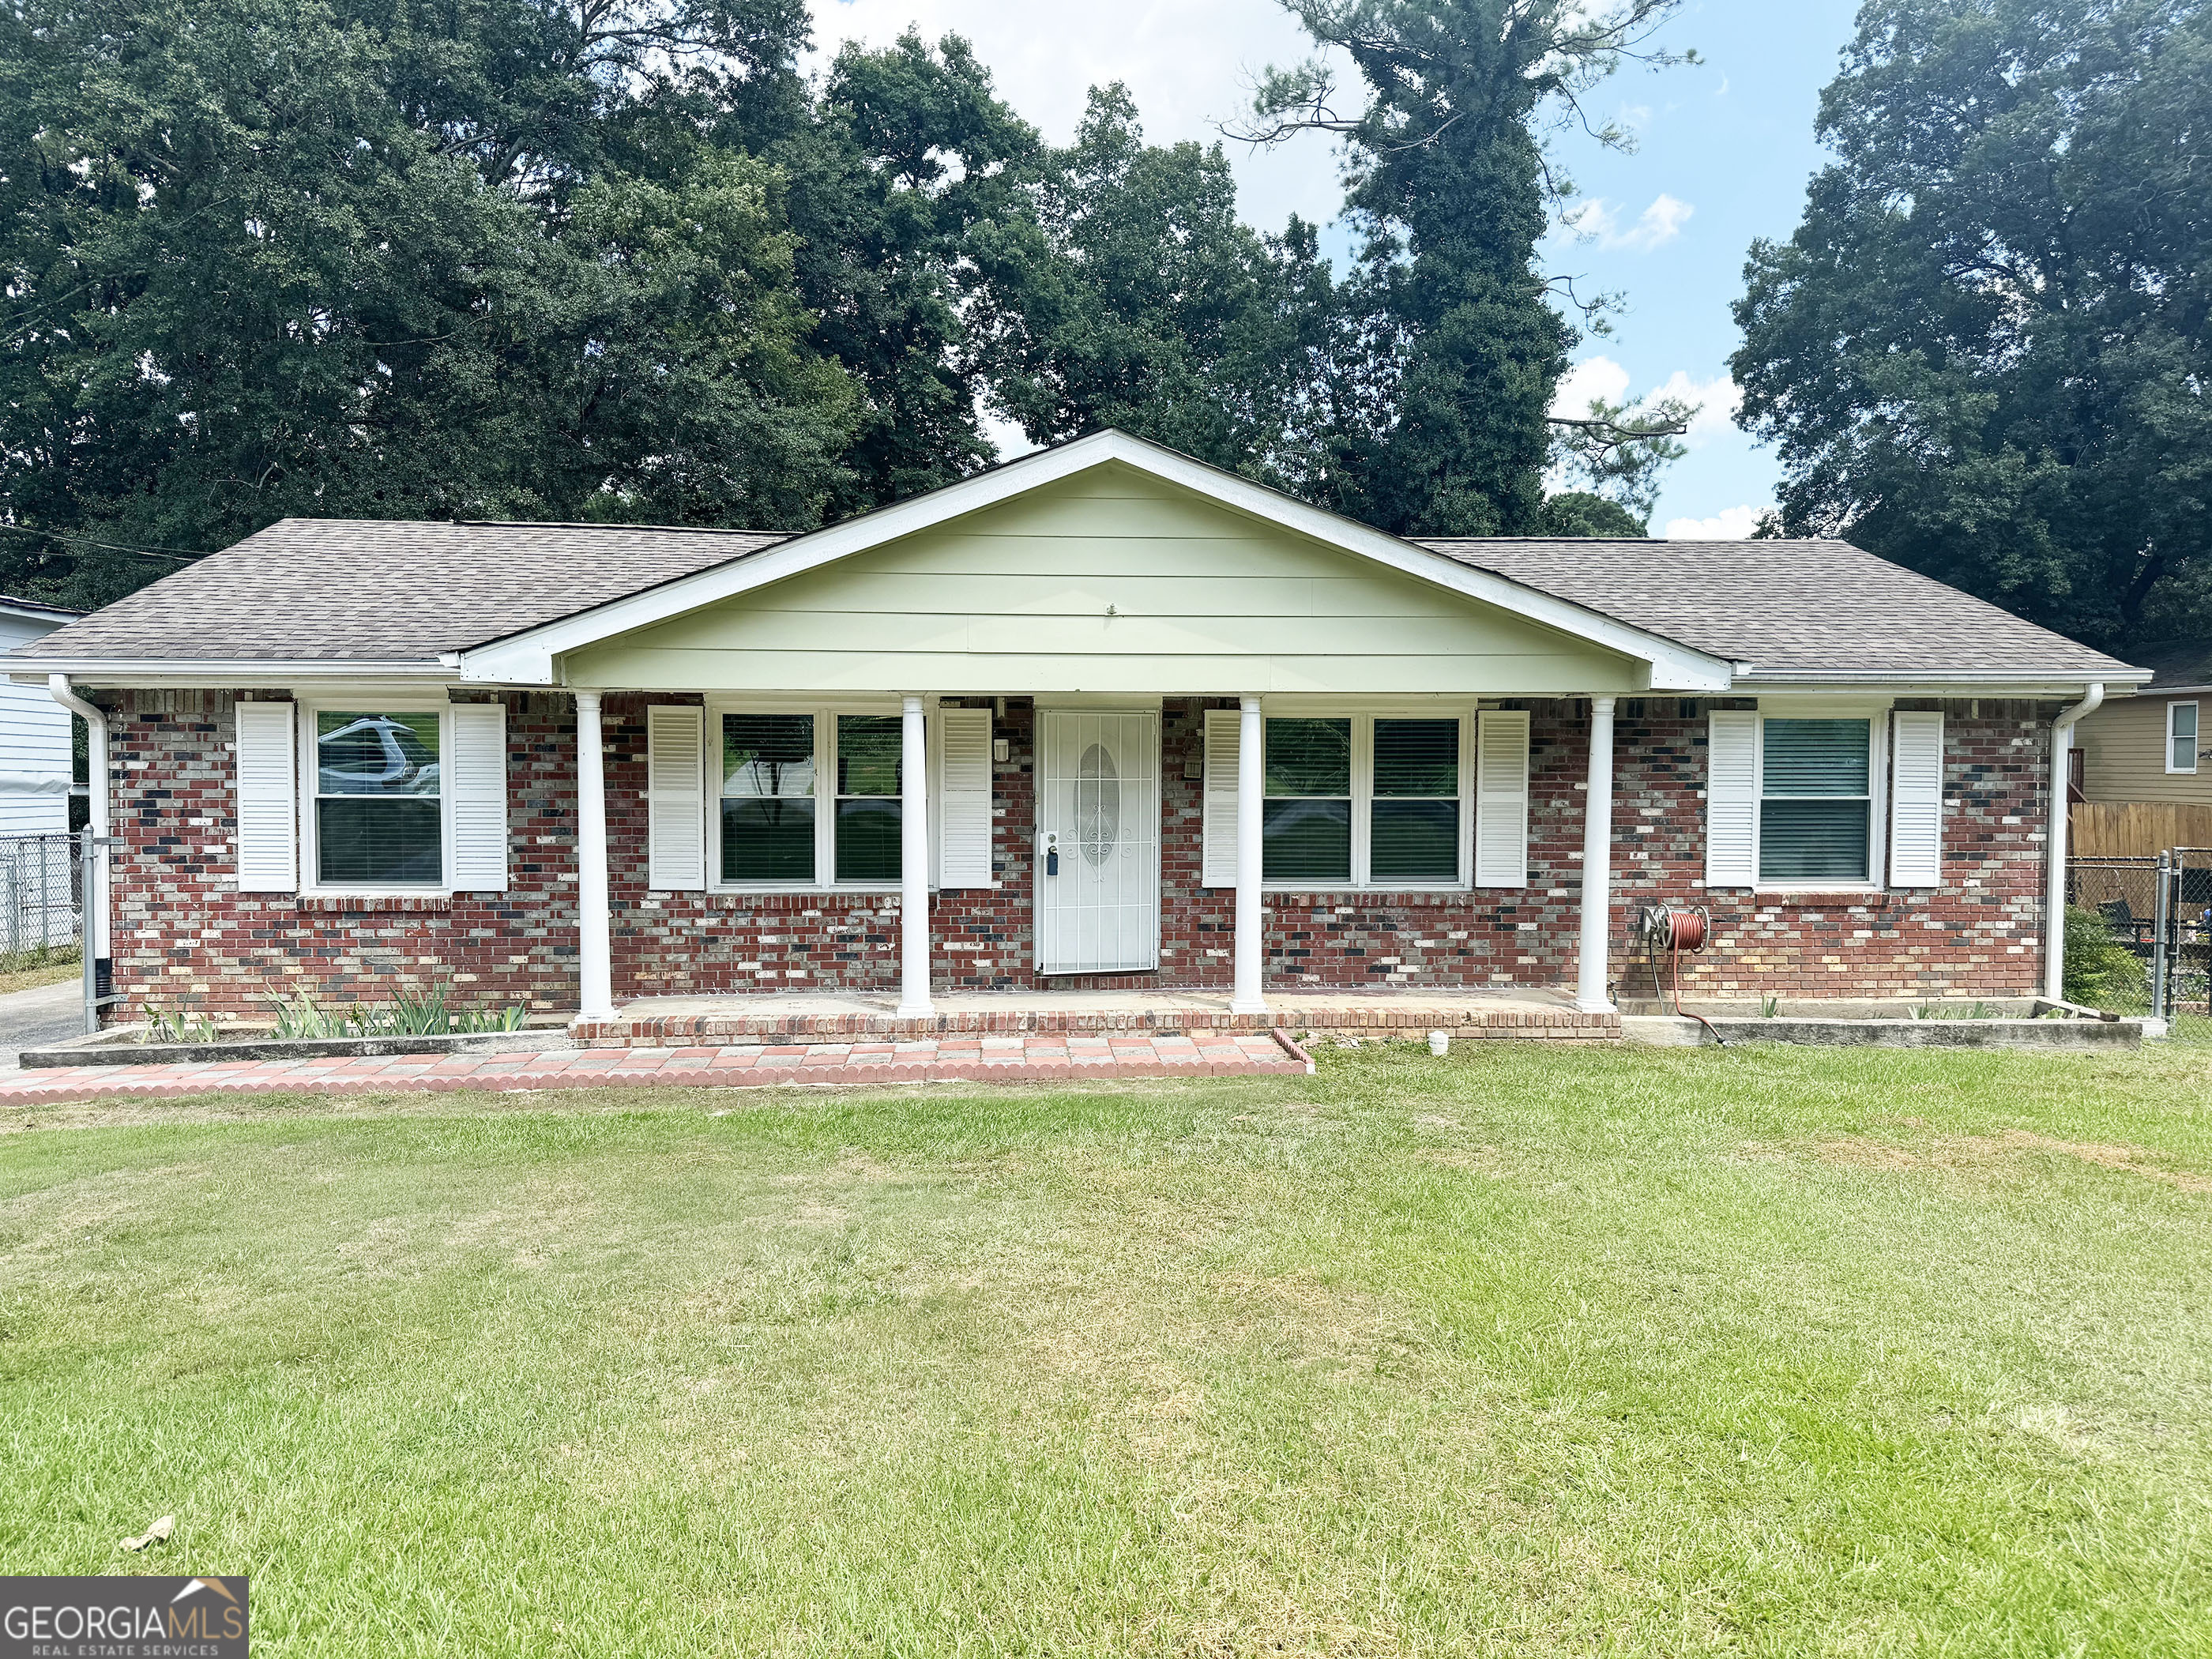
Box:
2045 682 2105 1003
47 675 108 1030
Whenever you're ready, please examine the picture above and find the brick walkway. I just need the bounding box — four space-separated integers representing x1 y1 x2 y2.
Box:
0 1032 1312 1106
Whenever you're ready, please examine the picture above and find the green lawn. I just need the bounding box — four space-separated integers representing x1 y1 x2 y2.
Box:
3 1036 2210 1655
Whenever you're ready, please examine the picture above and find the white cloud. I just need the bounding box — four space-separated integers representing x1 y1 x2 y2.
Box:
1550 354 1632 416
1647 370 1742 444
1664 505 1768 540
804 0 1345 233
1556 192 1695 253
1552 362 1739 446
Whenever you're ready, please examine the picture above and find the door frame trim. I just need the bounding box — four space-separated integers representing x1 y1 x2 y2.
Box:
1033 707 1163 976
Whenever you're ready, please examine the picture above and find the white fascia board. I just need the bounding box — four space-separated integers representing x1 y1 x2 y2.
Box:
454 430 1738 692
1741 671 2152 695
4 657 459 687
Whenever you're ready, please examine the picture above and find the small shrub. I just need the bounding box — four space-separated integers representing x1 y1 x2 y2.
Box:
144 1006 218 1044
265 987 528 1039
2064 905 2148 1009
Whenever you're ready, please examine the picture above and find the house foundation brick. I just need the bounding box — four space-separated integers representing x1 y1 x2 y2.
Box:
100 689 2052 1021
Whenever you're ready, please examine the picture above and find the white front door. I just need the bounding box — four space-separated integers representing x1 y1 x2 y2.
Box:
1036 710 1160 974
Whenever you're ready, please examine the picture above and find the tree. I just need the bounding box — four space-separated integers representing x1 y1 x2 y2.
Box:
980 86 1338 491
1548 391 1695 529
1732 0 2212 648
760 32 1044 514
1236 0 1691 536
0 0 855 606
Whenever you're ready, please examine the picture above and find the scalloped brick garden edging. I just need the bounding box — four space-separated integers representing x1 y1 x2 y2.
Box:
0 1031 1314 1108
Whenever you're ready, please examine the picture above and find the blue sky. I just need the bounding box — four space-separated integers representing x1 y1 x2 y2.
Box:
811 0 1864 535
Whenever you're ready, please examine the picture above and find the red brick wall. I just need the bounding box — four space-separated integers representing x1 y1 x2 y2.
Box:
98 690 2054 1021
1608 698 2053 1000
106 689 581 1021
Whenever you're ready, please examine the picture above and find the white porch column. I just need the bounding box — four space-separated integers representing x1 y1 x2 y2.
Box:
574 691 614 1021
898 694 934 1019
1232 694 1267 1016
1575 695 1617 1014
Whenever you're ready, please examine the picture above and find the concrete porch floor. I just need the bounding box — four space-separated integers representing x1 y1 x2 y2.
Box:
575 985 1618 1045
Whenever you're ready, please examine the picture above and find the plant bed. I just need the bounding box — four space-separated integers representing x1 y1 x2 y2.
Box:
18 1025 572 1069
1622 1014 2151 1048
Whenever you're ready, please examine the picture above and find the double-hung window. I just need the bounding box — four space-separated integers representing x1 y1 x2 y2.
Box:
1261 713 1465 888
2169 702 2199 774
716 711 903 886
720 713 815 882
1759 717 1874 883
312 711 443 886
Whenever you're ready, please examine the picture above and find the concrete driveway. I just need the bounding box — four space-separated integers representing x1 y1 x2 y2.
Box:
0 977 88 1067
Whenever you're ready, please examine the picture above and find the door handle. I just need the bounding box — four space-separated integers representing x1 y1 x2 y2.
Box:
1041 830 1059 876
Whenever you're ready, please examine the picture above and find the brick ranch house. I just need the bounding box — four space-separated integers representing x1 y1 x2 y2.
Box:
8 431 2145 1035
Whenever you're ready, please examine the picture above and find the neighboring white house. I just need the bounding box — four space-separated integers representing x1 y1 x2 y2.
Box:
0 596 85 833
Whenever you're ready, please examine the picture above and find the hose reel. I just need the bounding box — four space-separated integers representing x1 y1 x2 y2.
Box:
1642 903 1726 1048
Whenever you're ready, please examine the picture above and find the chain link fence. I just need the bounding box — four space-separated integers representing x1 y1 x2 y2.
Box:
2071 850 2212 1014
0 832 82 974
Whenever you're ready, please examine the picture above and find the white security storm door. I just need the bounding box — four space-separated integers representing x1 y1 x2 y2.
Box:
1036 710 1161 975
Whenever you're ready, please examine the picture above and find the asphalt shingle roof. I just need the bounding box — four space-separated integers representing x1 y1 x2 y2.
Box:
1416 536 2136 679
14 514 2136 684
23 518 792 661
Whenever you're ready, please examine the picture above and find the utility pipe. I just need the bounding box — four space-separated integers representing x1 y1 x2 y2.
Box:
47 675 107 1034
2045 682 2105 1003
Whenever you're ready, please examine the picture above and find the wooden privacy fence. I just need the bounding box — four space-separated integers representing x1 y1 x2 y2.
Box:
2069 802 2212 858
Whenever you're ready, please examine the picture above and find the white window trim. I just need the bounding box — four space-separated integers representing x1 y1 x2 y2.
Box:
1751 705 1890 895
704 697 941 894
2167 700 2199 775
1259 706 1476 893
295 693 456 897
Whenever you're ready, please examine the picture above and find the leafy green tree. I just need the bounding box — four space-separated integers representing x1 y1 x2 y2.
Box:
979 86 1337 490
0 0 852 605
761 32 1044 514
1239 0 1689 536
1732 0 2212 647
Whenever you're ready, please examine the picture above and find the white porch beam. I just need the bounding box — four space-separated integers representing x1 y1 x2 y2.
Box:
1232 694 1267 1016
575 691 614 1020
1575 695 1617 1014
898 694 935 1019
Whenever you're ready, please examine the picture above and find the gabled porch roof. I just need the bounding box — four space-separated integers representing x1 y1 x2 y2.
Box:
454 431 1739 692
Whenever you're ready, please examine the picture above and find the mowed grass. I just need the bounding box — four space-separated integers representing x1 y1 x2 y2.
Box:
3 1036 2211 1656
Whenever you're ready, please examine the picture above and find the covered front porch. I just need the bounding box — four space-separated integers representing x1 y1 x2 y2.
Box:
565 691 1636 1029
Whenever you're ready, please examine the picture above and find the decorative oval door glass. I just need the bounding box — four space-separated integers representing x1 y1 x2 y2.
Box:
1076 743 1120 867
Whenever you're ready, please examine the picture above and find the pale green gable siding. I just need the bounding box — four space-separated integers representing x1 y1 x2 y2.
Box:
564 462 1643 694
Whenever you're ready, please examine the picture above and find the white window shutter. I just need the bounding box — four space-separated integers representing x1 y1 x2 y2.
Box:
1706 709 1759 888
937 706 993 887
449 702 509 892
1202 708 1241 888
235 699 298 893
1889 710 1944 888
1475 710 1530 888
645 704 705 891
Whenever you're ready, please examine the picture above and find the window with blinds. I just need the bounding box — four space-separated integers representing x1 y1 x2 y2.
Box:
1759 717 1872 882
720 713 814 882
1259 713 1466 888
834 715 902 882
314 711 442 885
1371 719 1459 882
1263 717 1352 882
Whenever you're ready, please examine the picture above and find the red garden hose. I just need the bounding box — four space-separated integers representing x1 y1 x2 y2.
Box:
1647 904 1728 1048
